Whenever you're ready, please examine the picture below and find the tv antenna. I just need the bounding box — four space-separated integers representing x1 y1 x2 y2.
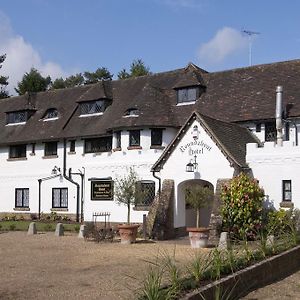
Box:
242 29 260 66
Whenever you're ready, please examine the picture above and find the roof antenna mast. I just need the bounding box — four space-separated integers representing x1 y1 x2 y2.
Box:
242 29 260 66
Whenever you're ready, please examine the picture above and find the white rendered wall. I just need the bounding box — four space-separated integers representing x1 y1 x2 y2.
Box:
158 119 234 228
247 141 300 209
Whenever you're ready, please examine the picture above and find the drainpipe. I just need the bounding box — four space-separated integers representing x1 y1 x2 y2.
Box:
69 167 85 223
152 170 161 196
38 174 60 219
63 139 80 222
276 86 283 146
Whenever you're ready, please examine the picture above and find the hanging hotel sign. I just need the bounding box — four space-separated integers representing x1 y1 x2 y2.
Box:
91 180 113 201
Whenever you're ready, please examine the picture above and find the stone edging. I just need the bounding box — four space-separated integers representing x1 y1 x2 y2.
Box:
181 245 300 300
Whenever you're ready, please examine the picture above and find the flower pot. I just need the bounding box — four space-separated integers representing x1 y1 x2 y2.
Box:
118 224 139 244
186 227 210 248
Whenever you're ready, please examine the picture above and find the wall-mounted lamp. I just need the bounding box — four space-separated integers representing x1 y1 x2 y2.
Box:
51 165 61 175
192 125 199 140
186 155 198 172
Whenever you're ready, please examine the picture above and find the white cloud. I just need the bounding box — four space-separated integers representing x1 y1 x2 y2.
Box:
197 27 248 63
0 11 67 95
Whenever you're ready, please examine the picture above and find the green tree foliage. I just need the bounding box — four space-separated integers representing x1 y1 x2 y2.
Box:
51 77 66 89
114 167 145 224
185 185 213 228
84 67 113 84
118 59 151 79
15 68 51 95
0 54 9 99
65 73 85 88
221 173 265 239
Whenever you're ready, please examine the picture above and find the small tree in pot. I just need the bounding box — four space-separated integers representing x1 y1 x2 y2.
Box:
185 185 214 248
114 167 145 244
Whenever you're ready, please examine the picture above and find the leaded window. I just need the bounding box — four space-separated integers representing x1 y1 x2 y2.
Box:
52 188 68 208
44 142 58 156
84 136 112 153
151 129 163 146
265 122 277 142
9 144 27 158
15 188 29 208
136 181 155 206
43 108 58 119
177 87 199 103
282 180 292 202
7 111 27 124
129 130 140 147
124 108 140 117
80 100 107 115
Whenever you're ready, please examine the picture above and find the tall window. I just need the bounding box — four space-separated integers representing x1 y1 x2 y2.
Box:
70 140 76 153
265 122 277 142
80 100 107 115
84 136 112 153
44 142 58 156
9 144 27 158
129 130 140 147
177 87 199 104
15 188 29 208
282 180 292 202
151 129 163 146
115 131 121 149
136 181 155 206
52 188 68 208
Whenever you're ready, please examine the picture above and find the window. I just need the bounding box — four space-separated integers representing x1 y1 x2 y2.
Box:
265 122 277 142
151 129 163 146
52 188 68 208
43 108 58 120
177 87 199 104
9 144 27 158
44 142 58 156
84 136 112 153
136 181 155 206
70 140 76 153
31 143 35 155
79 100 107 115
116 131 121 149
129 130 140 147
124 108 140 117
7 110 27 124
15 188 29 208
285 122 290 141
256 123 261 133
282 180 292 202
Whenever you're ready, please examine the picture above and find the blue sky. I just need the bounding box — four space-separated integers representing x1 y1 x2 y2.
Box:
1 0 300 93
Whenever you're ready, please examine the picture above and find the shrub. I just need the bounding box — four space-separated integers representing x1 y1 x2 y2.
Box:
221 173 264 240
30 213 38 220
9 223 16 231
74 224 80 233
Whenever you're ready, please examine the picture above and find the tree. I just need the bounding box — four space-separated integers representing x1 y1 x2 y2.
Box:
118 59 151 79
84 67 113 84
15 68 51 95
0 54 9 99
51 77 66 89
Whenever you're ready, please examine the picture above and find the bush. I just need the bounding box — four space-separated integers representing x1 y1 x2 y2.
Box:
9 223 16 231
221 173 264 240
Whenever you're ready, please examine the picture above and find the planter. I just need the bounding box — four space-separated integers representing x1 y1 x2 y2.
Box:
118 224 139 244
187 227 210 248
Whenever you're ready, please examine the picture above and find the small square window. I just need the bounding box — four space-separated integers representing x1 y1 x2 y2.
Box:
9 144 27 158
129 130 140 147
45 142 58 156
52 188 68 208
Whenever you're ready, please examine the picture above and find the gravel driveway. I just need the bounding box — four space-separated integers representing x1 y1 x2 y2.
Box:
0 231 193 300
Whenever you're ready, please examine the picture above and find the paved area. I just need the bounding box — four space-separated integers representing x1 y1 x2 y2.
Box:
0 231 193 300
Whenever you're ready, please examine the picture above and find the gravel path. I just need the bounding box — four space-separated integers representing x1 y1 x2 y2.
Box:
0 231 194 300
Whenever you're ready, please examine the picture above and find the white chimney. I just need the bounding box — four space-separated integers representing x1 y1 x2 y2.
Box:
276 86 283 146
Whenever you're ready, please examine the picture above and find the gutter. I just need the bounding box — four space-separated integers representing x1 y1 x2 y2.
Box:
63 139 80 222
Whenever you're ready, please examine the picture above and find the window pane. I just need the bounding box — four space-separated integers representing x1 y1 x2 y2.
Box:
7 111 27 124
80 100 106 115
151 129 162 146
283 180 292 201
84 137 112 153
53 189 61 207
61 189 68 208
16 189 23 207
45 142 57 156
187 88 197 101
136 181 155 206
265 122 277 142
23 189 29 207
130 131 140 146
9 145 26 158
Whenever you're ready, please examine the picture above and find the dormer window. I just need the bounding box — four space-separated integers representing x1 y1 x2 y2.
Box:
6 110 28 125
177 87 199 104
124 108 140 117
79 100 108 116
43 108 58 120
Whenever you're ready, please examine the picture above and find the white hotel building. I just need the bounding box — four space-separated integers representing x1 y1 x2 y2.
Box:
1 60 300 238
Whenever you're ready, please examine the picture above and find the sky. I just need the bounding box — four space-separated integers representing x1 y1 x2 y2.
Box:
1 0 300 94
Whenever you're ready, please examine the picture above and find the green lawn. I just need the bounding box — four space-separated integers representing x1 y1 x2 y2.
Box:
0 221 80 232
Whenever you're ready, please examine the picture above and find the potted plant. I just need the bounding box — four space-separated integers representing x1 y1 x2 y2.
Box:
185 185 214 248
114 167 145 244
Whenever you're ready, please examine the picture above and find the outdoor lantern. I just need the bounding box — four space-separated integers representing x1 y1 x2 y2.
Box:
51 166 61 175
192 125 199 140
186 161 194 172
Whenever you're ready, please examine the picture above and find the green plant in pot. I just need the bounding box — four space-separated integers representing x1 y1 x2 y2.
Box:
114 167 145 244
185 185 214 248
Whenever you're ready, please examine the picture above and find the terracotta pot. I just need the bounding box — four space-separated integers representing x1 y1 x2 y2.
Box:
186 227 210 248
118 224 139 244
